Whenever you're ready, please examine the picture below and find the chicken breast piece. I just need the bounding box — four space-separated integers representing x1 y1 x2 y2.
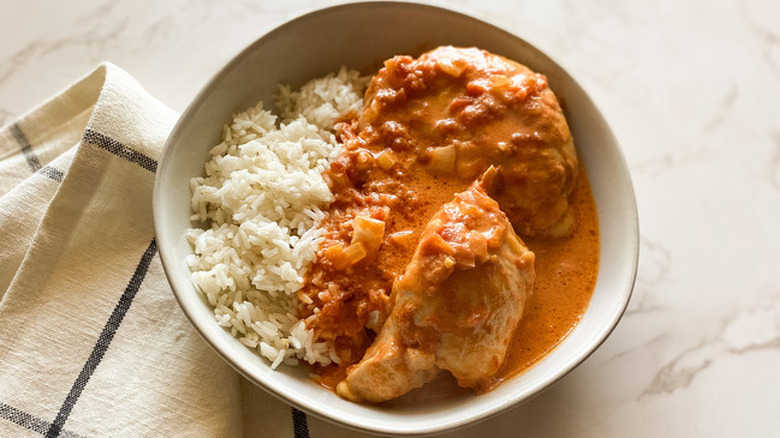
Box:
358 46 578 237
336 168 536 403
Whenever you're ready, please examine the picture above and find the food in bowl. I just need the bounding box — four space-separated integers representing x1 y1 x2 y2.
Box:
186 67 368 368
186 46 599 402
335 166 537 403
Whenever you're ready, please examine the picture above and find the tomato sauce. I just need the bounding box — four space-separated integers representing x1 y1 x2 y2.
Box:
493 167 599 385
297 46 599 393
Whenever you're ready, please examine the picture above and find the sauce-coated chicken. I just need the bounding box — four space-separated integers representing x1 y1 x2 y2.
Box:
336 168 535 402
358 46 578 237
298 47 595 396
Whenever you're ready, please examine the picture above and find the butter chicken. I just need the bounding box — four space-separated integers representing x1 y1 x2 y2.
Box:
297 46 599 402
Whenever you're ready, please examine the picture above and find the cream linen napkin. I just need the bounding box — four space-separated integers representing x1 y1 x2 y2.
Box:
0 63 347 438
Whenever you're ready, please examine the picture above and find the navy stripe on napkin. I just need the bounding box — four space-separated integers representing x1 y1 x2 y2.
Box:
44 239 157 438
10 123 42 172
291 407 310 438
81 129 157 173
0 402 85 438
37 165 65 183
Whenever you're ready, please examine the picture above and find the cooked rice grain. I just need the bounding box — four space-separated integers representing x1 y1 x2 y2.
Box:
187 69 368 368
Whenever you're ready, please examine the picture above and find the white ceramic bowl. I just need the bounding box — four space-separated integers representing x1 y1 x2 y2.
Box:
153 2 638 435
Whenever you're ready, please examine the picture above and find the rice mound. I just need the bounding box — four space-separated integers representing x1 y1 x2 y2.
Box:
187 68 369 369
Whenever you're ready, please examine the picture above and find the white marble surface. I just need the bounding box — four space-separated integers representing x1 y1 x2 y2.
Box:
2 0 780 436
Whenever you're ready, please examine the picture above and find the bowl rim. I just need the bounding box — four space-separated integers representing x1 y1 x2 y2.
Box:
153 1 639 435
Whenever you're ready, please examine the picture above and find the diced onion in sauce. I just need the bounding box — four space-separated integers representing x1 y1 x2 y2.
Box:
489 74 510 88
437 58 468 77
355 150 374 170
345 241 368 265
328 171 350 189
375 150 398 170
351 216 385 254
428 145 456 173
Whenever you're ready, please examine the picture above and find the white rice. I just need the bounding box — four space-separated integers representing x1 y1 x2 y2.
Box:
186 67 369 368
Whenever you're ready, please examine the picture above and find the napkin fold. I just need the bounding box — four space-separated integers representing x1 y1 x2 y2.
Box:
0 63 326 438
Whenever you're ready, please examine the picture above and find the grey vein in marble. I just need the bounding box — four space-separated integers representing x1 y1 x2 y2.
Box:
640 293 780 399
741 0 780 79
0 1 127 99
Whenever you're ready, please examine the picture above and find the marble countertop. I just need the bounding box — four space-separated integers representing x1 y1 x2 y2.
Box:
2 0 779 436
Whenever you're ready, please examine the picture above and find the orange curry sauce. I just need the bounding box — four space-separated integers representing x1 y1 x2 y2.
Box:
297 47 599 391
